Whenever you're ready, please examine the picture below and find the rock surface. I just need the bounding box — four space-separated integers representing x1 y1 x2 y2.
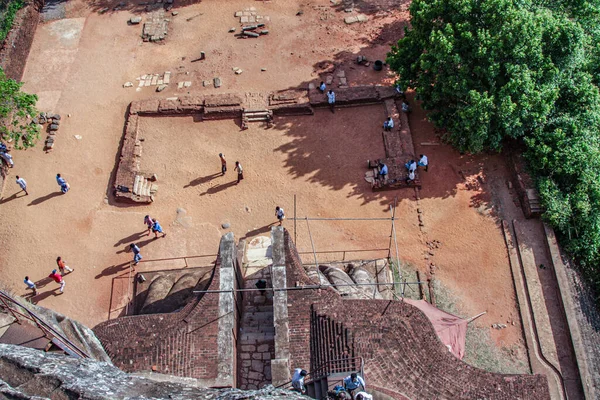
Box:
0 344 309 399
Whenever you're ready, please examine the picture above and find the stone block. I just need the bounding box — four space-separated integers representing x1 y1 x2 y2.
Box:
235 11 243 17
241 16 249 23
251 360 263 372
248 15 256 23
130 16 142 24
344 16 358 24
357 14 368 22
326 75 334 85
213 77 222 88
163 71 171 84
257 344 269 352
241 345 255 352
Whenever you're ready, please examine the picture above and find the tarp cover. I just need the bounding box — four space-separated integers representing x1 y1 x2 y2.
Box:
404 299 468 359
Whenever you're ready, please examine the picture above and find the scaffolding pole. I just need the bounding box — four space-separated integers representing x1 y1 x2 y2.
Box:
289 217 393 221
193 281 426 294
306 217 319 268
391 203 401 284
294 194 297 244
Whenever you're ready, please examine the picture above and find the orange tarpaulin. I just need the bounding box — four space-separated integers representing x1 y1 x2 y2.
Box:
404 299 468 359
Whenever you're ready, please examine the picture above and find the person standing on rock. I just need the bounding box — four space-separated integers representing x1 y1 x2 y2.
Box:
383 117 394 131
234 161 244 184
219 153 227 176
24 276 37 295
292 368 308 394
327 90 336 113
129 243 142 266
15 175 28 196
56 173 70 194
152 218 166 238
49 269 65 294
56 256 74 275
144 215 154 236
319 81 326 93
275 206 285 225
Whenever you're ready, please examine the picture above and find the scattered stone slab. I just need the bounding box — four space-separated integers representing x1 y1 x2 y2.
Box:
157 84 167 92
344 16 359 24
222 223 231 229
172 11 178 16
183 81 192 88
142 10 169 42
214 77 222 88
203 80 211 87
229 27 236 32
163 71 171 84
130 16 142 24
357 14 368 22
177 82 184 89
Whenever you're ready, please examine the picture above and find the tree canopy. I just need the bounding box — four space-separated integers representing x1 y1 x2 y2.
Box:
0 68 39 149
388 0 600 296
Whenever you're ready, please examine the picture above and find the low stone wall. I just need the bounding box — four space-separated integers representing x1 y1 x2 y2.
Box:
0 3 41 81
114 87 404 204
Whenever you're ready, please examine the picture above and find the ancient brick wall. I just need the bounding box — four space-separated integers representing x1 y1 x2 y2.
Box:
0 3 41 81
94 262 223 381
282 230 551 400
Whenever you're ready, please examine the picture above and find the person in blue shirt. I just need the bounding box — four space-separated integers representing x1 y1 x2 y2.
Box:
319 81 326 93
343 373 365 398
378 162 388 181
383 117 394 131
129 243 142 266
56 173 70 194
327 90 336 113
152 219 167 238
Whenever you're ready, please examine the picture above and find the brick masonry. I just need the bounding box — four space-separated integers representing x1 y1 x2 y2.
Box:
114 86 404 204
281 229 551 400
0 4 41 81
93 235 239 386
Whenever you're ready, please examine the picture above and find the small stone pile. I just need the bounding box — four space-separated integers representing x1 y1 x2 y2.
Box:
34 112 61 151
234 7 269 24
126 71 171 92
142 10 169 42
320 68 348 89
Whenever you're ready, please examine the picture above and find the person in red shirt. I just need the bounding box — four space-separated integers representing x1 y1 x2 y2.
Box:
49 269 65 293
56 257 73 275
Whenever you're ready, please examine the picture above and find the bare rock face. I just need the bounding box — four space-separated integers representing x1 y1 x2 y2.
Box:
319 265 361 298
348 264 383 299
0 344 309 400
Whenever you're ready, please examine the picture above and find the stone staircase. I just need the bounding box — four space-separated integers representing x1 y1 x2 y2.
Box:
133 174 158 198
238 267 275 390
242 109 273 129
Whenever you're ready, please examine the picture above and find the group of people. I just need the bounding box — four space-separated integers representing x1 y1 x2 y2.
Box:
219 153 244 184
128 215 168 267
375 154 428 185
11 173 70 198
292 369 371 399
24 257 74 295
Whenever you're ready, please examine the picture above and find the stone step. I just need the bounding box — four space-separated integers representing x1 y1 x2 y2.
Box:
243 305 274 313
247 117 270 122
133 175 142 194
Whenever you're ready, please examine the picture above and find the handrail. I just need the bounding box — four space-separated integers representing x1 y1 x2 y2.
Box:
276 356 364 390
0 290 90 359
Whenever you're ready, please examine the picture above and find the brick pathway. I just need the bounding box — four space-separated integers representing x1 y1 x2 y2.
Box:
238 267 275 390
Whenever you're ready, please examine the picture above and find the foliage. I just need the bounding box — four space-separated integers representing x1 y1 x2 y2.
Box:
0 0 25 44
0 68 39 149
388 0 600 298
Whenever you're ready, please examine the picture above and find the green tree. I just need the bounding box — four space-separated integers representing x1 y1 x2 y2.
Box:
0 68 39 149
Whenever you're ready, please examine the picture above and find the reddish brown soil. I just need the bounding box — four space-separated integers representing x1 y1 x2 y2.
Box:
0 0 528 370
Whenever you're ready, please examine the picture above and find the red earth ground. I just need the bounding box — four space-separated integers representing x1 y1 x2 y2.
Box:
0 0 529 371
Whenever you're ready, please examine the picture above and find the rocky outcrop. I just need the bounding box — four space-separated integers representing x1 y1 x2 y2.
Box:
0 344 309 399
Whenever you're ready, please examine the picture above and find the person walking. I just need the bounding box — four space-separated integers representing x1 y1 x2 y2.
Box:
327 90 336 113
219 153 227 176
234 161 244 184
24 276 37 295
15 175 28 195
418 154 428 172
144 215 154 236
275 206 285 225
152 218 166 238
56 173 70 194
129 243 142 266
319 81 326 93
56 256 74 275
49 269 65 293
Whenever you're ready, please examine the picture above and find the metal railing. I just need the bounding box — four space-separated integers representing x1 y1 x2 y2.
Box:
0 290 90 359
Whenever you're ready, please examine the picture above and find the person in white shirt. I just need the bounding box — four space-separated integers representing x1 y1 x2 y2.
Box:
291 368 308 393
355 392 373 400
405 159 417 173
406 169 416 184
383 117 394 131
327 90 336 113
401 100 410 113
234 161 244 184
15 175 28 195
418 154 428 171
319 81 326 93
275 206 285 225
